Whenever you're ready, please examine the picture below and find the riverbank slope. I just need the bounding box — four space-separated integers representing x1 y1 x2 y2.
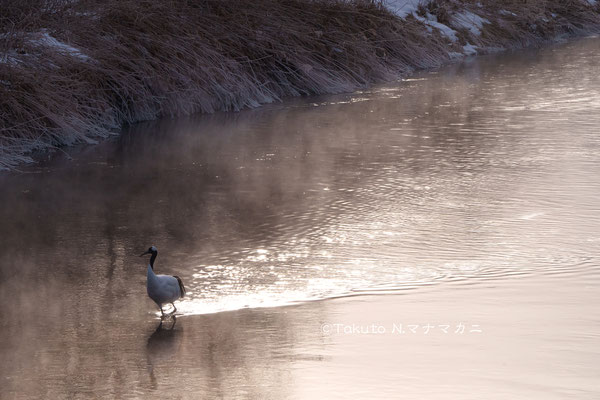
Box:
1 0 599 169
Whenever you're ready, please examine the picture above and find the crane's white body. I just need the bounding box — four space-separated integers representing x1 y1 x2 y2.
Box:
147 264 183 308
142 246 185 316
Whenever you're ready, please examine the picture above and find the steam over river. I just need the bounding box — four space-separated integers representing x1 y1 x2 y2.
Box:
1 37 600 399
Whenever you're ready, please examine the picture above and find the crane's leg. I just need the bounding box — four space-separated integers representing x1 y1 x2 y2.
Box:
157 303 165 317
170 303 177 314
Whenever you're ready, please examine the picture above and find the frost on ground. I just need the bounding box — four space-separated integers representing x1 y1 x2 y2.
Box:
32 31 89 60
1 30 89 65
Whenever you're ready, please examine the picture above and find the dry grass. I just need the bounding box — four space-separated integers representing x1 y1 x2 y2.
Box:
459 0 600 48
1 0 599 169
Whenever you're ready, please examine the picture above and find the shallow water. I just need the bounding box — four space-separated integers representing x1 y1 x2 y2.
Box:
1 37 600 398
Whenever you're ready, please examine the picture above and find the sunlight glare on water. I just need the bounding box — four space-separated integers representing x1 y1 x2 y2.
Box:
1 36 600 400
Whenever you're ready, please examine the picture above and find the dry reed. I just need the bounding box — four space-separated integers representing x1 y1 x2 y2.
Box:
1 0 599 170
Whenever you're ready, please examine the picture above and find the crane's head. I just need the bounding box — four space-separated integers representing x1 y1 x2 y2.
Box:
140 245 158 257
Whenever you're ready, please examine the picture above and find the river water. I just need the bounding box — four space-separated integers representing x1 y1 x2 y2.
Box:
1 37 599 399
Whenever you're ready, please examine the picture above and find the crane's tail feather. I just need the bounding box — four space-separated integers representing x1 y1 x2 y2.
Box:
174 275 186 298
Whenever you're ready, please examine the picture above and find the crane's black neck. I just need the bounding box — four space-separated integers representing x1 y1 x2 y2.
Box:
149 251 157 269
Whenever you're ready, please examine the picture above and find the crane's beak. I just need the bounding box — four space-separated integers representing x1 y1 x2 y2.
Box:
140 250 151 257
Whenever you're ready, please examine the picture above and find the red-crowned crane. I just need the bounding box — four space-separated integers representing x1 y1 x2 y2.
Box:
140 246 186 317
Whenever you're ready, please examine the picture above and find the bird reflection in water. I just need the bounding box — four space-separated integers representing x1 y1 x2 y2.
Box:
147 316 182 389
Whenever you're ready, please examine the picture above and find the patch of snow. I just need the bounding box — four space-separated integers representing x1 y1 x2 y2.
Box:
449 43 479 58
415 12 458 42
452 10 490 36
499 9 517 17
420 21 433 33
31 31 89 60
384 0 461 43
74 11 98 18
583 0 597 5
462 43 478 55
384 0 427 18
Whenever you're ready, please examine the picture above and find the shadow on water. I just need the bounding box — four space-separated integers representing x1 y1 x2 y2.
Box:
147 316 181 389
